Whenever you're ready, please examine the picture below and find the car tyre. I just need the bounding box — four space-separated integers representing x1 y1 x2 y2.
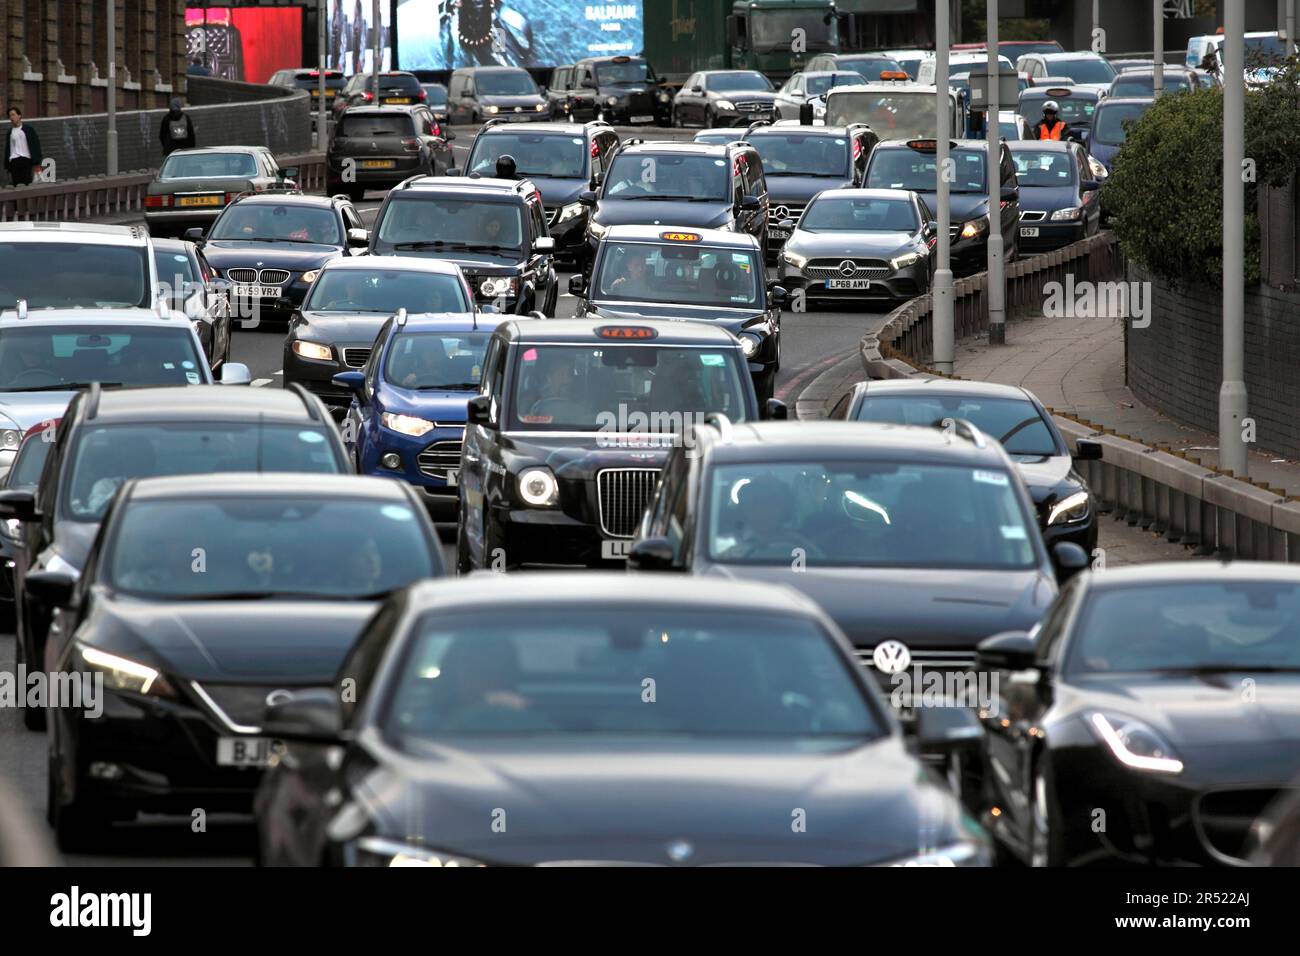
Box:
1029 759 1066 867
49 762 111 854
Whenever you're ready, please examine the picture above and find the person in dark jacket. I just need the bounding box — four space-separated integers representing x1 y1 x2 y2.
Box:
5 106 42 187
160 98 196 156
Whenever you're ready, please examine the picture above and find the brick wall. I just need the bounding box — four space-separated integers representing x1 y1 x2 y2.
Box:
1127 262 1300 460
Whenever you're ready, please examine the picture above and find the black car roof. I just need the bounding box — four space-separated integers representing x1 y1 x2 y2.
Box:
500 318 742 346
697 420 1013 468
77 385 326 425
124 473 411 502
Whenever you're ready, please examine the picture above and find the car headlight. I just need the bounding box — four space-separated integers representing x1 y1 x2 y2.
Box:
1050 206 1083 221
783 249 808 269
0 428 20 450
381 412 436 438
78 644 175 698
588 220 609 240
517 466 559 507
606 96 617 106
0 518 22 542
535 103 546 112
355 836 485 867
486 105 500 114
555 201 584 224
738 333 761 358
292 340 334 361
890 252 921 270
882 842 987 867
1089 712 1184 774
658 91 670 103
716 99 736 111
1047 490 1090 525
300 269 320 284
959 216 989 239
479 277 518 297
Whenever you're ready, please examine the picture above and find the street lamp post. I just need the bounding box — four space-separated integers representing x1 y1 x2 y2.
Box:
1153 0 1164 96
1220 1 1248 476
371 0 381 98
107 0 118 175
986 0 1005 346
933 0 955 374
318 2 328 152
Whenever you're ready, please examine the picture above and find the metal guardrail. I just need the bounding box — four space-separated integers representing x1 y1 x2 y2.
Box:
859 232 1300 563
0 152 327 224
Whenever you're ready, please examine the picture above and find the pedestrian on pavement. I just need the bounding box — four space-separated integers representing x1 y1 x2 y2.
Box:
160 98 196 156
187 55 212 77
1033 101 1065 140
4 106 42 187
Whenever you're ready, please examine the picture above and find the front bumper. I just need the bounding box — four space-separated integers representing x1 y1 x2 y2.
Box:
360 425 465 527
1017 218 1088 252
1039 510 1098 554
779 262 927 304
544 209 590 262
282 344 354 410
714 106 778 127
493 504 627 568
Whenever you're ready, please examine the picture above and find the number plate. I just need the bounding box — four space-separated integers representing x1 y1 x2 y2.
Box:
384 96 411 104
445 469 459 487
360 159 396 169
232 285 280 298
601 539 633 560
827 278 870 290
1020 226 1040 237
216 736 282 767
177 194 222 208
769 229 790 241
630 114 654 123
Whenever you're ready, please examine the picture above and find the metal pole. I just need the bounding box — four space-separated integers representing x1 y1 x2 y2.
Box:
107 0 118 175
1220 0 1248 476
933 0 954 374
318 2 328 151
1288 0 1296 54
1092 0 1099 43
1153 0 1164 96
371 0 381 96
986 0 1005 346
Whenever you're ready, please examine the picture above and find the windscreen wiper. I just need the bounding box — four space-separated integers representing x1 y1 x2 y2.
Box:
7 381 123 392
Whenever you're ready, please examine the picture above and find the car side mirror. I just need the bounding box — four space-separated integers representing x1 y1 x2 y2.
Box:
578 189 598 205
261 688 345 744
443 166 463 176
764 398 789 420
1051 541 1090 583
738 195 761 211
332 370 366 397
568 274 587 296
778 217 795 230
976 630 1037 672
1000 186 1019 202
691 85 703 94
527 310 546 320
627 536 676 571
183 227 205 242
219 362 252 385
347 227 369 247
281 166 300 181
582 77 597 89
24 569 78 609
1081 179 1101 192
466 394 494 427
924 220 938 236
534 237 555 253
1073 438 1103 461
915 704 983 759
0 489 39 522
766 283 787 305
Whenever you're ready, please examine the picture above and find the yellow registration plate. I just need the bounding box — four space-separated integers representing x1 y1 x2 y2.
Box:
384 96 411 104
177 195 222 207
361 159 396 169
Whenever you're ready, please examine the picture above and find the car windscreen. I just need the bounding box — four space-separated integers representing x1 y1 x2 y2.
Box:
1011 150 1077 187
1093 102 1151 145
750 13 835 48
852 395 1058 457
305 269 470 313
8 435 51 489
0 327 205 392
337 114 413 138
827 93 936 139
468 133 587 180
1066 581 1300 675
160 152 258 179
1047 57 1116 84
998 118 1025 139
508 343 750 430
705 71 773 92
384 331 491 390
706 459 1038 569
605 154 729 202
839 57 905 81
209 203 342 245
1245 35 1287 59
422 84 449 105
154 249 197 288
804 73 859 97
475 70 539 95
63 423 343 522
106 497 434 598
596 244 761 309
0 243 151 309
867 148 986 193
383 607 880 740
1110 73 1192 96
749 133 848 177
1019 96 1096 126
375 197 525 252
294 73 345 90
596 59 652 84
800 196 917 232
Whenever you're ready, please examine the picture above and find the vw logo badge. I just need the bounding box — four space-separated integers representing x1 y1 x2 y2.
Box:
872 641 911 675
838 259 857 278
265 688 296 707
666 839 694 863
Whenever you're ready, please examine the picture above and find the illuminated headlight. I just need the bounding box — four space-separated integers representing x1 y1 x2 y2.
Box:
517 467 559 507
1046 490 1090 525
606 96 617 106
738 333 761 358
783 249 808 269
79 644 175 698
658 92 670 102
883 842 987 867
381 412 436 437
292 340 333 361
1089 712 1184 774
0 428 20 449
534 103 546 111
555 202 584 224
479 277 518 297
300 269 321 284
486 105 500 114
1050 206 1083 221
959 216 989 239
890 252 921 270
587 220 609 240
715 99 736 111
0 518 22 541
355 837 485 868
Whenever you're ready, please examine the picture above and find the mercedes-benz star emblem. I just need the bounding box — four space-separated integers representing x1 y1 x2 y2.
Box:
772 205 789 220
838 259 857 278
666 839 694 863
265 689 295 707
872 640 912 675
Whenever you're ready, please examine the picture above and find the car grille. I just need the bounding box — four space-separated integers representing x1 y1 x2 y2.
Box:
226 268 291 285
627 91 654 113
417 439 463 479
854 646 979 671
1194 789 1282 863
1020 210 1047 222
768 203 805 224
192 682 326 732
950 224 961 240
735 101 773 113
545 206 558 226
342 347 371 368
804 258 892 280
596 468 660 538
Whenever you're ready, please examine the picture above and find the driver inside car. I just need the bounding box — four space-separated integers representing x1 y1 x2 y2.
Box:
722 474 810 561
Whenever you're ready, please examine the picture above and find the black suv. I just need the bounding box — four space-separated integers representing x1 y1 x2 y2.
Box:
582 140 769 267
565 55 672 126
326 105 455 201
332 70 428 121
456 318 781 572
0 384 348 729
570 225 783 402
459 120 620 270
369 175 559 315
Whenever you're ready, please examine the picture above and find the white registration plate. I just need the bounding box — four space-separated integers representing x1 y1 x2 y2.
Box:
630 114 654 123
1020 226 1040 237
444 469 459 486
769 229 790 241
232 285 280 299
601 539 632 560
216 736 282 767
827 278 870 290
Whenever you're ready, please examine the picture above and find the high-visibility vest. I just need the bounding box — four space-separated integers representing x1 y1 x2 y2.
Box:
1037 120 1065 140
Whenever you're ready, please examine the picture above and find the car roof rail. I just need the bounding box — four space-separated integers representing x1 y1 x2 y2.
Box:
284 382 323 422
481 117 510 129
937 416 987 448
744 120 771 134
84 381 102 420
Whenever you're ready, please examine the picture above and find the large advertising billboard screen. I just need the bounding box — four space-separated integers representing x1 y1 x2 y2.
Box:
185 7 304 84
396 0 643 70
327 1 395 74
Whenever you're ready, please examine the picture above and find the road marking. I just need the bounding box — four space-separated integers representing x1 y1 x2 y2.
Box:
251 378 272 387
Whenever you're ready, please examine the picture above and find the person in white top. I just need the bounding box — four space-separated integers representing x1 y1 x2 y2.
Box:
5 106 42 186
